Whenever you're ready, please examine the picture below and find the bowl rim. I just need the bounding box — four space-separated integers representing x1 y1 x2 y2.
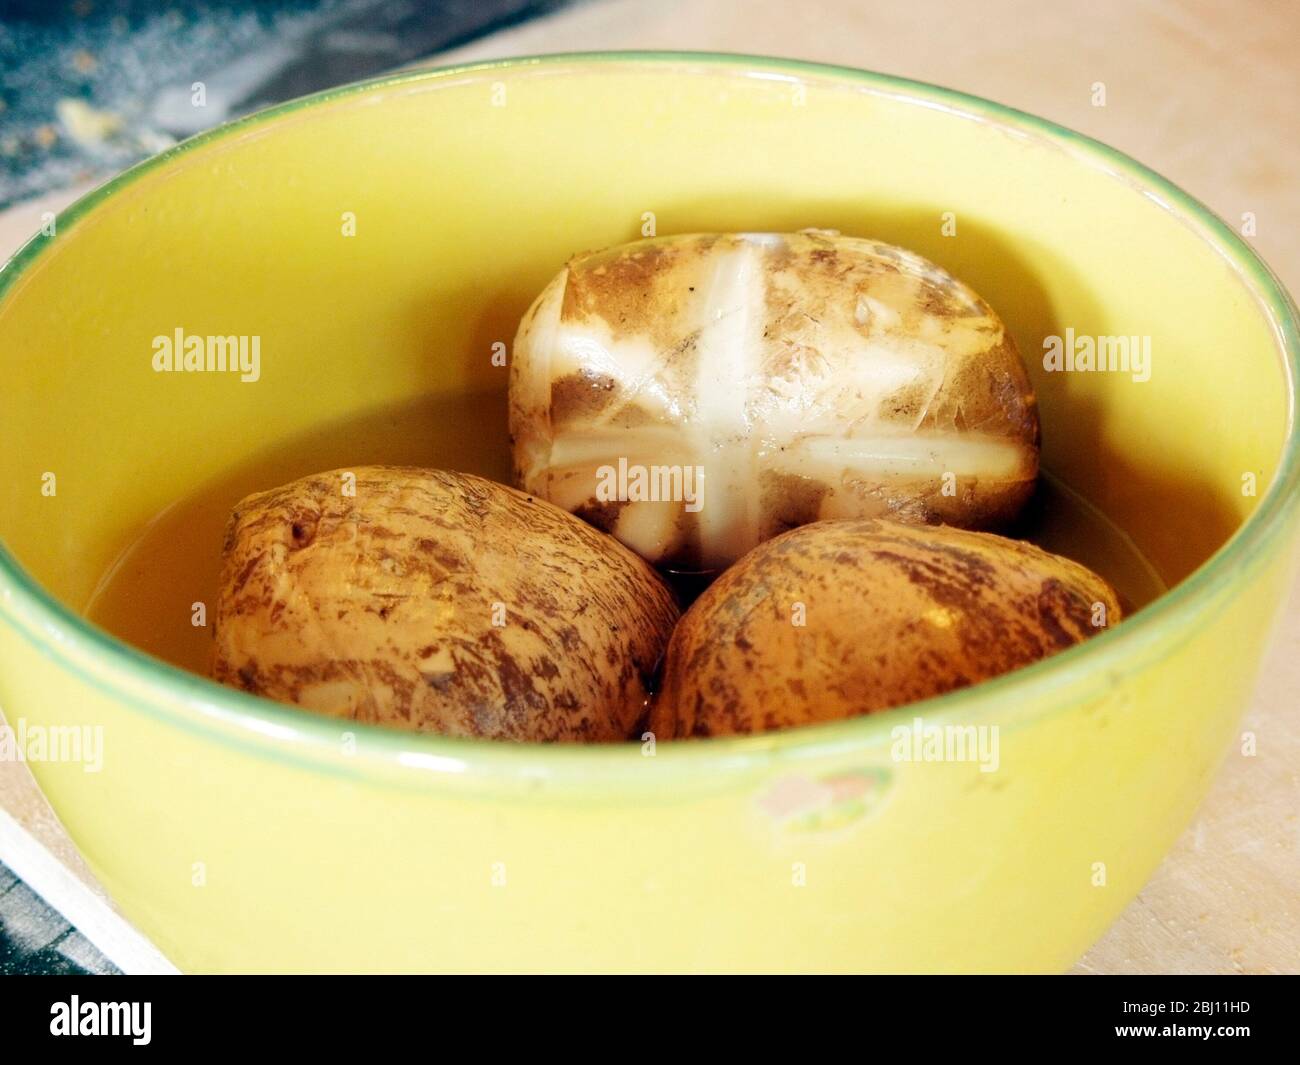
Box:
1 50 1296 785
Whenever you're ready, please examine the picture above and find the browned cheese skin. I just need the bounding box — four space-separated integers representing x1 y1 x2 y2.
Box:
510 231 1040 572
212 466 680 741
650 518 1121 738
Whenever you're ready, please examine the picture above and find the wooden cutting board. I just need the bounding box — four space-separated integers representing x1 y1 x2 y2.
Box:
2 0 1297 973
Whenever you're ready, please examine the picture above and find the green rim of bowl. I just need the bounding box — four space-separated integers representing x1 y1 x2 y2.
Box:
0 51 1296 786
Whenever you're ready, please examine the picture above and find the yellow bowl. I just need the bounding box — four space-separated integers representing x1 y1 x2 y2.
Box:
1 53 1296 973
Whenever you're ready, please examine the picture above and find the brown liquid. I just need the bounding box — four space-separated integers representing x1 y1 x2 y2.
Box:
85 393 1165 677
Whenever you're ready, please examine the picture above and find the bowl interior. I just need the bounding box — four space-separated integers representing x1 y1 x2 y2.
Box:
0 55 1292 702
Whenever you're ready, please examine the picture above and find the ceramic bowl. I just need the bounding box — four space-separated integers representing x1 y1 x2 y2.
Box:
0 53 1296 972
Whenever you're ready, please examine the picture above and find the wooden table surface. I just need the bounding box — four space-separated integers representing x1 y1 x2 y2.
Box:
1 0 1296 973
